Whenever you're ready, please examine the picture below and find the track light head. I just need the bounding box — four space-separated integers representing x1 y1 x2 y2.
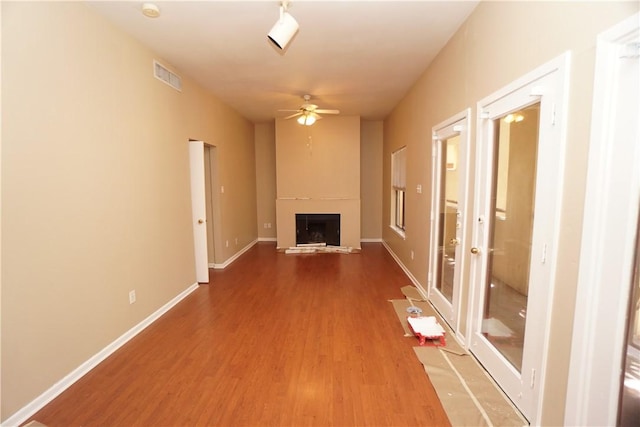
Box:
268 2 299 50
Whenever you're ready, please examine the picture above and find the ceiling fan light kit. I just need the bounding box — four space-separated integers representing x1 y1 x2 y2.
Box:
297 112 318 126
268 1 299 50
279 94 340 126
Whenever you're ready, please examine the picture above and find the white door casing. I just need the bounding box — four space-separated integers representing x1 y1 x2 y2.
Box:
469 52 571 422
565 13 640 426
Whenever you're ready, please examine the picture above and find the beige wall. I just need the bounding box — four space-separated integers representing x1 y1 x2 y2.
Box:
382 1 639 424
255 119 381 244
1 2 257 421
360 121 383 240
255 122 277 240
275 116 361 248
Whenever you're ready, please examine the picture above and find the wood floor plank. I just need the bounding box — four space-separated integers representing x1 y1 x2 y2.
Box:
26 242 450 426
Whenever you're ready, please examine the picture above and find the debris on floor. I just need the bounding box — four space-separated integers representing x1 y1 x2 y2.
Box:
407 315 446 346
284 245 354 254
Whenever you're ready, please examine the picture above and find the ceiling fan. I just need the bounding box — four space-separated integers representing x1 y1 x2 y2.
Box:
279 95 340 126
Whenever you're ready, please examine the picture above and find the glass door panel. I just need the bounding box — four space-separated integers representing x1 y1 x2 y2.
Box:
619 210 640 426
436 135 460 303
482 104 540 372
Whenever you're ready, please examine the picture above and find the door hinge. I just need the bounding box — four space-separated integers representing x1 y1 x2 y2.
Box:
530 368 536 389
480 111 490 119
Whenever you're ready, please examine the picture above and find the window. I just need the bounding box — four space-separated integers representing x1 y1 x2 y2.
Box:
391 147 407 235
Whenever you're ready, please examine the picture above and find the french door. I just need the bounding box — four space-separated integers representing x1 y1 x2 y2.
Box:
428 110 470 338
469 54 569 422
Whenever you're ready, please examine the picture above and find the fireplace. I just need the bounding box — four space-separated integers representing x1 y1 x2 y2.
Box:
296 214 340 246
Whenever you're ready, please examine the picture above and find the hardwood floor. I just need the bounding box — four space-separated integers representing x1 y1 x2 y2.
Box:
27 242 450 426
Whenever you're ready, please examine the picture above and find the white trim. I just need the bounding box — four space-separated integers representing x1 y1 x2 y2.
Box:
382 240 427 297
212 239 258 269
565 12 640 427
1 283 199 427
257 237 277 242
360 238 383 243
388 224 406 239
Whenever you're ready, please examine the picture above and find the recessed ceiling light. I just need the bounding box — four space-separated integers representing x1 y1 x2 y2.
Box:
142 3 160 18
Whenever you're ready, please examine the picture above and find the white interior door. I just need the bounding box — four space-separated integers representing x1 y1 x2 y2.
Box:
428 110 471 339
189 140 209 283
469 53 569 422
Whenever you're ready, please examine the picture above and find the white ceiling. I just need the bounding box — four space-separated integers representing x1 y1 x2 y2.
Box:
88 1 479 123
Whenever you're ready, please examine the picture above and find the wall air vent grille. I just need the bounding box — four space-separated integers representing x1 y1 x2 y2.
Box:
153 60 182 92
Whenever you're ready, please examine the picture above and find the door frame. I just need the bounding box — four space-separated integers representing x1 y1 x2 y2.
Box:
428 109 471 342
565 13 640 426
468 52 571 423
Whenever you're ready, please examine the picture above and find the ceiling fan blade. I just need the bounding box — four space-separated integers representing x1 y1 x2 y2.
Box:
315 109 340 114
278 109 300 112
284 112 303 120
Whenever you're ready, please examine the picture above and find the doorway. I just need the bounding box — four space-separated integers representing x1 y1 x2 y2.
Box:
189 141 221 283
469 53 570 422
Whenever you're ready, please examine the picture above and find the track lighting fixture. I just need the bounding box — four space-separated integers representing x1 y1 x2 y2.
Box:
141 3 160 18
268 1 299 51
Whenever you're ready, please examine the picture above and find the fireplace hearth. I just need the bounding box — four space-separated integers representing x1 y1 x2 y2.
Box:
296 214 340 246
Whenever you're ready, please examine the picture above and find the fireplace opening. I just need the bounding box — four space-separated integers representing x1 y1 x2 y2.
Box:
296 214 340 246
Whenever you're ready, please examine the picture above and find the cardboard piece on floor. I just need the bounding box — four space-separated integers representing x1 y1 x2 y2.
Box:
414 347 527 427
401 285 426 301
389 296 527 426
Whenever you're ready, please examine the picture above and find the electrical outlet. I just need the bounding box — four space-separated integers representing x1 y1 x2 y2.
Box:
235 237 238 245
263 223 268 229
129 290 136 304
267 223 272 229
225 240 229 247
411 250 414 260
416 184 422 194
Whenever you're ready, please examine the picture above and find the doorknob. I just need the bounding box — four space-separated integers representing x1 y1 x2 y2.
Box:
470 247 480 254
198 219 204 224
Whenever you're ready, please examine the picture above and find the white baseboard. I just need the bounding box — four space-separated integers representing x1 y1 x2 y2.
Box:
2 283 199 427
212 239 257 269
257 237 277 242
360 238 383 243
381 240 428 299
